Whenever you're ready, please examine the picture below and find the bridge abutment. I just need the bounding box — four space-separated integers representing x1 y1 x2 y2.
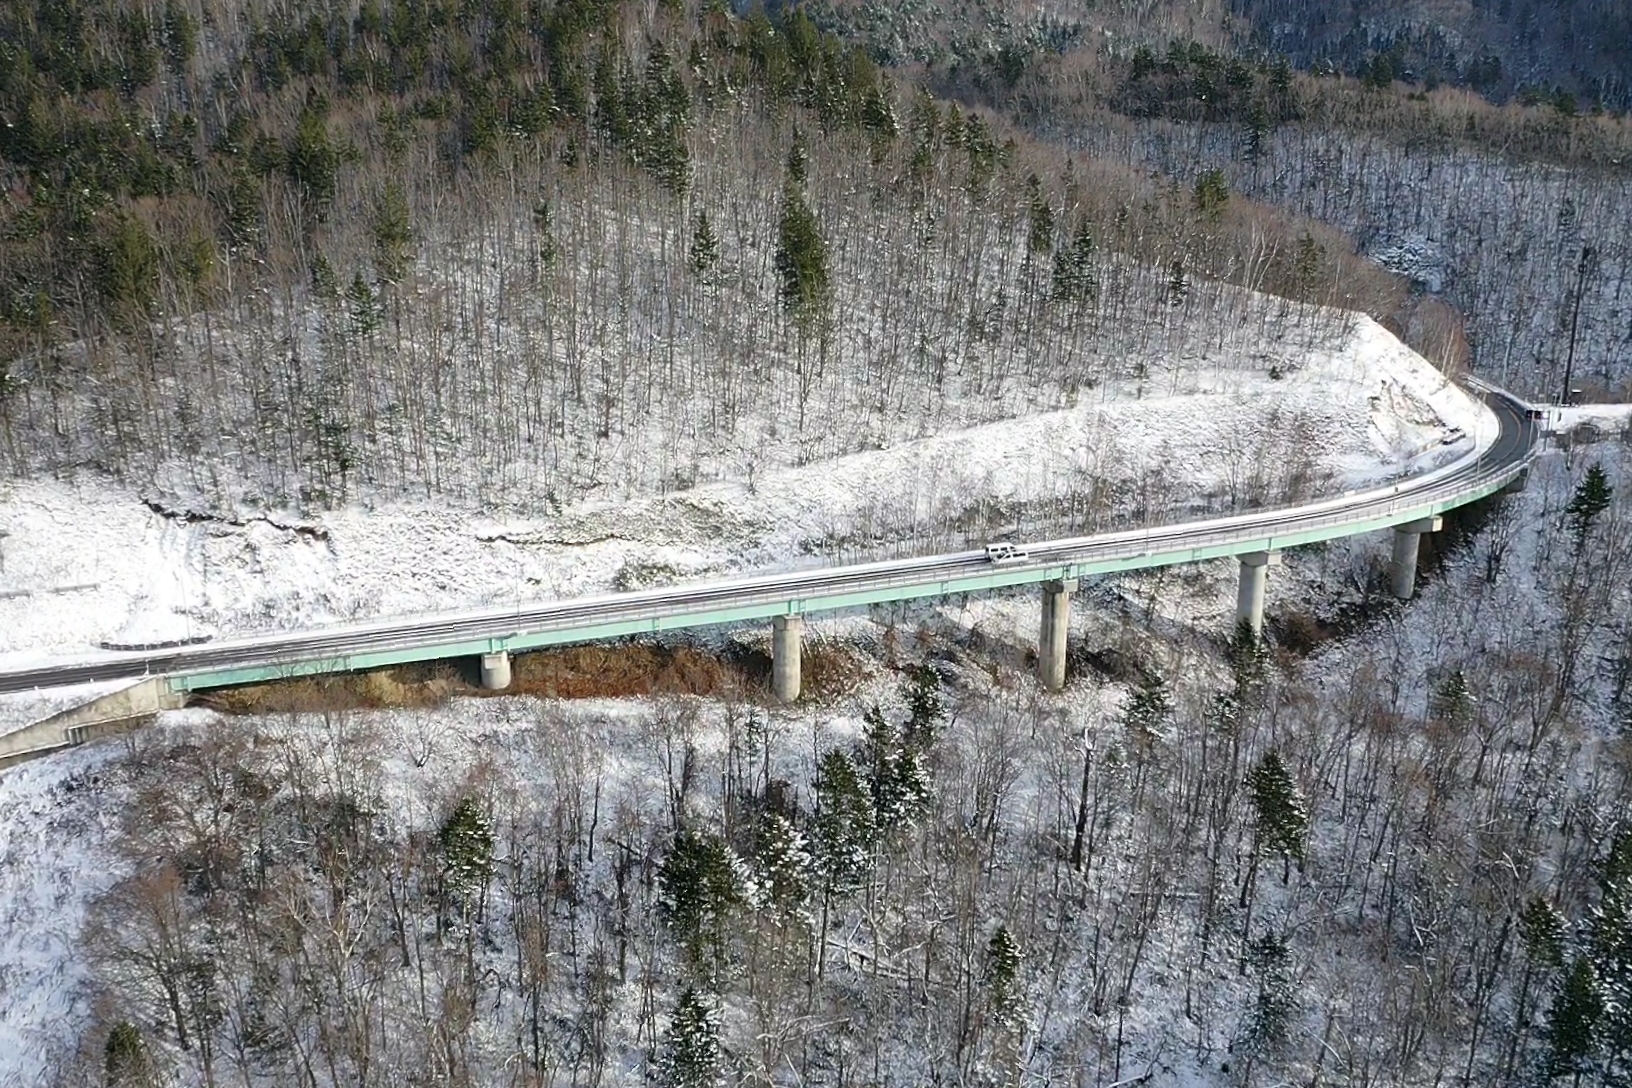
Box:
1038 579 1078 692
1235 551 1281 637
772 615 803 703
479 651 513 690
1390 516 1443 599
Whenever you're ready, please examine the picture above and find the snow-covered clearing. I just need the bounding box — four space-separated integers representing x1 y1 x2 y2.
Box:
0 314 1479 666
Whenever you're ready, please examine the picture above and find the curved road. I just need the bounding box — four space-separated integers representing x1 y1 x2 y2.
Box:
0 388 1538 696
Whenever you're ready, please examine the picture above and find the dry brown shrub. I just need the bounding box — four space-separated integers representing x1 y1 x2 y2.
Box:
509 642 751 699
1272 609 1339 657
802 637 872 699
200 637 866 713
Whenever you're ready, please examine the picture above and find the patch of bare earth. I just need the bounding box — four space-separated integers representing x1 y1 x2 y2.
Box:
196 636 872 714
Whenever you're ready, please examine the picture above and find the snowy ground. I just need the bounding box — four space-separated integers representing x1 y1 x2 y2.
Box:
0 314 1480 668
0 312 1492 1084
0 743 134 1083
1 438 1611 1088
1549 403 1632 436
0 594 1195 1088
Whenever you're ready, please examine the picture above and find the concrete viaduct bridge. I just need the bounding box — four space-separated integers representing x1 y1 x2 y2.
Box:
0 386 1538 762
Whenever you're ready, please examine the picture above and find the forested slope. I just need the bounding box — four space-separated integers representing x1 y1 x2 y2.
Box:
6 444 1631 1088
5 3 1632 1087
806 0 1632 110
1068 118 1632 402
812 9 1632 402
1231 0 1632 110
1 0 1447 512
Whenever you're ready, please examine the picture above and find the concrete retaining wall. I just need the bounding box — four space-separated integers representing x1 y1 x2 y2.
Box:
0 678 185 766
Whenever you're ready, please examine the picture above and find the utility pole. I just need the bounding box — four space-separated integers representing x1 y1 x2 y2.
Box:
1561 245 1596 404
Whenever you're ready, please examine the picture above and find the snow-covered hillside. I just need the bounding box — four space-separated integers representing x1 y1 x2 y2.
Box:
2 439 1626 1088
0 314 1479 667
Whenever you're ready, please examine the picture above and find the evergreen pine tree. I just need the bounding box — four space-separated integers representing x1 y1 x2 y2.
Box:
97 215 159 322
810 749 876 902
223 165 262 245
786 127 809 188
658 828 748 973
857 706 930 833
688 210 720 280
1227 618 1270 708
162 1 197 74
983 926 1024 1030
774 169 830 332
643 41 690 129
1546 956 1604 1082
1167 258 1188 308
1293 232 1324 296
310 253 339 302
1244 99 1269 162
1240 932 1295 1058
1566 464 1613 554
754 812 811 920
962 111 996 196
903 663 944 752
943 104 965 149
347 273 381 338
638 41 691 195
1050 217 1099 305
438 796 495 902
658 988 721 1088
1590 830 1632 1077
593 43 631 147
860 82 898 155
1523 896 1569 970
1510 896 1569 1079
533 201 559 268
1120 672 1172 752
906 91 940 195
1209 689 1242 737
1025 173 1054 258
1246 750 1308 881
1431 669 1476 726
372 182 413 283
287 91 339 216
104 1021 152 1087
1194 168 1229 219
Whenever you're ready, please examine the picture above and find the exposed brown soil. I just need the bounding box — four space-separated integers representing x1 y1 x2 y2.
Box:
197 636 870 715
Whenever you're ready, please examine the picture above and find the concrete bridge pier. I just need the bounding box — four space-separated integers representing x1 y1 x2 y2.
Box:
480 651 513 690
1235 551 1281 637
1390 516 1443 599
1038 579 1078 692
772 615 803 703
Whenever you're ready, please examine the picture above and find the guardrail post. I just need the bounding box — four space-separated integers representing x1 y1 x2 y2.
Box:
1235 552 1281 637
772 615 803 704
479 651 513 690
1390 516 1443 599
1038 579 1078 692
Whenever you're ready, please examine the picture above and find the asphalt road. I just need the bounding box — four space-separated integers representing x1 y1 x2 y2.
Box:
0 390 1537 696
